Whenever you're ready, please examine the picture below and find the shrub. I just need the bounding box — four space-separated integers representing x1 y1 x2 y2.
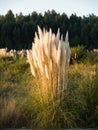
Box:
70 45 86 63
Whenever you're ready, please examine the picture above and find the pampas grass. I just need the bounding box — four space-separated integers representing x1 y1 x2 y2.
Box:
27 26 71 105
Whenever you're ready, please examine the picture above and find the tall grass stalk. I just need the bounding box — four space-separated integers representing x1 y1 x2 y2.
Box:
27 26 71 106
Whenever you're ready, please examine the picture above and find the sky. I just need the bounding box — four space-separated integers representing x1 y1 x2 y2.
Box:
0 0 98 16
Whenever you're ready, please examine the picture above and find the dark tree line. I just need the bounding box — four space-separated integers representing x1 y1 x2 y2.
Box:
0 9 98 50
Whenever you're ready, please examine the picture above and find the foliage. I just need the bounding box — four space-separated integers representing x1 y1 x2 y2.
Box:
0 10 98 49
70 45 86 63
84 51 98 64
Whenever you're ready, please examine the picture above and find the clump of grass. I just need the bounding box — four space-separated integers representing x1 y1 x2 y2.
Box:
27 26 71 128
68 63 98 128
27 26 71 106
0 98 16 128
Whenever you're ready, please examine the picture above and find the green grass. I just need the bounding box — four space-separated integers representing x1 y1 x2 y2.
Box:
0 54 98 129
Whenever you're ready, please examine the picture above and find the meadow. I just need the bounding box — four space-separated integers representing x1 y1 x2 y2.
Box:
0 47 98 129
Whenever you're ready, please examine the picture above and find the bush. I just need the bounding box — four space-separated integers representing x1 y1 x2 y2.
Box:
70 45 86 63
84 51 98 64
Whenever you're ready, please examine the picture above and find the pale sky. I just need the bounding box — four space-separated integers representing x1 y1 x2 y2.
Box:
0 0 98 16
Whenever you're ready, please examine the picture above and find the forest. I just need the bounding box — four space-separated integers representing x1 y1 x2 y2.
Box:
0 9 98 50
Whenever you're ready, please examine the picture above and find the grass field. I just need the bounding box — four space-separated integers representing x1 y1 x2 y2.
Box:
0 51 98 129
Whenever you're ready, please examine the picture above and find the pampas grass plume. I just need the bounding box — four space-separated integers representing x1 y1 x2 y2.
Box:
27 26 71 104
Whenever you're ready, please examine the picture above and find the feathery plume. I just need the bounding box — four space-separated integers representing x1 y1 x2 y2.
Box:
27 26 71 104
27 50 35 76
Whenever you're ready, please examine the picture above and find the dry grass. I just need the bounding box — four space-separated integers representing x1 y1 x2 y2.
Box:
0 98 16 127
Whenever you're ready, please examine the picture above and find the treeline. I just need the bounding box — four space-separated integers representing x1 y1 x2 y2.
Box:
0 10 98 50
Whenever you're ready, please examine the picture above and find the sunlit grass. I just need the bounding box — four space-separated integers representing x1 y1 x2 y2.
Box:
0 51 98 128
